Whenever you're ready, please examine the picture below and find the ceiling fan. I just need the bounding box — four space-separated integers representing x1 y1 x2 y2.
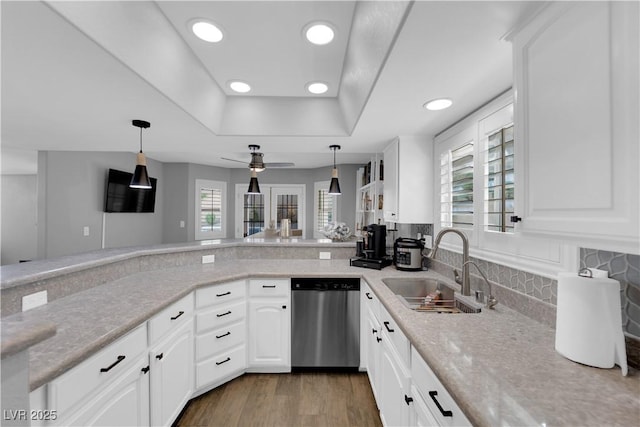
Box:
221 145 295 171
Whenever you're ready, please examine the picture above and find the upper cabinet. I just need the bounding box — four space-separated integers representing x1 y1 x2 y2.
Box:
356 154 385 230
511 1 639 254
383 137 433 224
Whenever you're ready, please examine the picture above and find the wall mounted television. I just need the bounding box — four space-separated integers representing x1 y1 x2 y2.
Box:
104 168 157 213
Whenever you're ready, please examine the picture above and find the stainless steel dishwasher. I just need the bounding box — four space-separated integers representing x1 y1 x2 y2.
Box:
291 277 360 370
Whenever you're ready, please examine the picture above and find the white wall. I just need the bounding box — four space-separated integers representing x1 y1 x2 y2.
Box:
1 175 38 265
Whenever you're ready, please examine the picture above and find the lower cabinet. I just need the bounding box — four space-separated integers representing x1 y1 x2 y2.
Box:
148 319 194 427
365 303 382 403
247 279 291 372
379 337 411 427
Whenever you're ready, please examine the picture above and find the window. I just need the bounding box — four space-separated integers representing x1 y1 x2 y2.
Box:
313 181 338 238
484 125 515 232
195 180 226 240
440 142 474 229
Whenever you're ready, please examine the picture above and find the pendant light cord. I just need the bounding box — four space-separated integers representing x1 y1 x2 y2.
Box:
139 127 143 154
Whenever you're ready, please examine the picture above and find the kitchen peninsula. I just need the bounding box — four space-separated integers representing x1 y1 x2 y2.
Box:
1 239 638 427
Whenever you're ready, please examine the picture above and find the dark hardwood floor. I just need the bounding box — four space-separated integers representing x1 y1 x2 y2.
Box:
174 372 382 427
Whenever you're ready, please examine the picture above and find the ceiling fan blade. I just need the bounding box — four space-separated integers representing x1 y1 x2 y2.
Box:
221 157 249 165
264 162 295 168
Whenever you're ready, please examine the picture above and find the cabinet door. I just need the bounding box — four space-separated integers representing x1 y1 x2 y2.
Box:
410 385 439 427
383 140 399 222
513 1 639 252
247 300 290 371
365 308 381 404
60 357 150 427
379 338 410 427
149 319 194 427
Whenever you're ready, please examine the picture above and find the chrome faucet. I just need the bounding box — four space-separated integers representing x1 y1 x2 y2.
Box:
462 260 498 309
430 228 470 296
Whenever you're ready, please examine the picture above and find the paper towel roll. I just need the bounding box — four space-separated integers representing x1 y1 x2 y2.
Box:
555 272 627 375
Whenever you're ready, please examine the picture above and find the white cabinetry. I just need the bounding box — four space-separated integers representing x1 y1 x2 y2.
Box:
383 136 433 224
247 278 291 372
356 155 384 231
410 347 470 426
47 324 149 427
512 1 639 253
194 280 247 393
378 304 411 427
362 281 382 402
148 293 194 427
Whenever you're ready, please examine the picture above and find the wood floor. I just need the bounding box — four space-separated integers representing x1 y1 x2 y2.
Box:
174 372 382 427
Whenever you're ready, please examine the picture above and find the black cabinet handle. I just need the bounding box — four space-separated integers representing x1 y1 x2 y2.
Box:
216 331 231 339
216 357 231 366
100 355 125 372
216 291 231 297
372 328 377 334
262 285 276 288
216 310 232 317
510 215 522 223
366 292 373 300
376 336 382 343
282 305 287 309
171 311 184 320
404 395 414 405
429 391 453 417
141 366 150 374
156 353 164 361
384 321 395 333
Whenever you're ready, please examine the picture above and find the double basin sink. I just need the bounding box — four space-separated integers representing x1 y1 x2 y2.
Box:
382 277 481 314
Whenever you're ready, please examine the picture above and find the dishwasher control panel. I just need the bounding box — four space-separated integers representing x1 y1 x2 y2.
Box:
291 277 360 291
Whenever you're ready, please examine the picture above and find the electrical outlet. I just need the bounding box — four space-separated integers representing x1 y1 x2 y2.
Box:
23 290 48 312
202 254 215 264
319 251 331 260
83 226 90 236
179 220 185 228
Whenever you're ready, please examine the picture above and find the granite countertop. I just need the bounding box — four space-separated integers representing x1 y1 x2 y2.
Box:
2 258 639 426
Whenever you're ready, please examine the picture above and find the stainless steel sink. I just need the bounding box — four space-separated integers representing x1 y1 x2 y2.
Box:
381 277 481 313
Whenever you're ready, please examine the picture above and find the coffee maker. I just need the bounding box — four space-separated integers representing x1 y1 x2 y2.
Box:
350 224 393 270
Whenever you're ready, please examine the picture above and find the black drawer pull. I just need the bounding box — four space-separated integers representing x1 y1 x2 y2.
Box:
216 357 231 366
171 311 184 320
404 395 414 405
376 337 382 343
216 310 232 317
216 291 231 297
156 353 164 361
372 328 377 334
262 285 277 288
366 292 373 300
141 366 150 374
383 321 395 333
100 355 125 372
216 331 231 339
429 391 453 417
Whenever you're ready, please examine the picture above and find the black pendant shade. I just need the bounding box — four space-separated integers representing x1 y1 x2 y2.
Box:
130 120 152 189
328 145 342 195
247 169 261 194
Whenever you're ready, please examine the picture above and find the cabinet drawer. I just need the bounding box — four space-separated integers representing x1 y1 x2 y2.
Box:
196 321 246 360
248 278 290 297
148 293 194 345
196 280 246 308
196 299 246 333
48 324 148 419
411 347 471 427
196 345 246 389
380 305 409 367
362 281 380 321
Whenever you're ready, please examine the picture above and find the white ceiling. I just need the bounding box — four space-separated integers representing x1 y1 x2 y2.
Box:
1 1 542 174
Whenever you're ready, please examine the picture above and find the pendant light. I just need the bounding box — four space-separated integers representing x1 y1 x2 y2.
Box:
130 119 152 189
328 145 342 195
247 169 261 194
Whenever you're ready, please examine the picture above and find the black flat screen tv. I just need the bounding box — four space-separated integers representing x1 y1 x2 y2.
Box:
104 168 157 213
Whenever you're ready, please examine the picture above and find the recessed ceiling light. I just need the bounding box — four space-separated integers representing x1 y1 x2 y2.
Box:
305 23 335 45
229 81 251 93
307 82 328 94
191 20 223 43
424 98 453 111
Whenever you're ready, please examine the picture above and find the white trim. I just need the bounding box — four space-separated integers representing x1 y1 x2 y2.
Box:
195 179 226 240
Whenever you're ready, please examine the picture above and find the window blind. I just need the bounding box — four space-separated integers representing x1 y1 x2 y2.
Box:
441 142 474 229
484 125 514 232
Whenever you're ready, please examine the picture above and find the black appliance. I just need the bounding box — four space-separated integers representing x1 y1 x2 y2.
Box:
394 238 424 271
104 168 157 213
350 224 392 270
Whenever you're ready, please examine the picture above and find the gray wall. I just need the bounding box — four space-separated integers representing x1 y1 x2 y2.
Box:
1 152 361 264
37 151 164 258
1 175 38 264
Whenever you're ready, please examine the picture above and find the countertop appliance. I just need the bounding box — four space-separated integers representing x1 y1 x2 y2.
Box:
394 238 424 271
350 224 392 270
291 277 360 369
